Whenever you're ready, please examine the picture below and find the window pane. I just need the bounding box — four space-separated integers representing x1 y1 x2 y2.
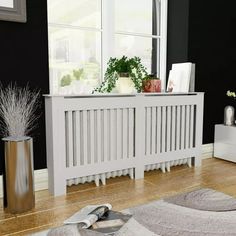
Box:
48 0 101 29
0 0 14 8
115 35 160 76
48 27 101 94
115 0 160 35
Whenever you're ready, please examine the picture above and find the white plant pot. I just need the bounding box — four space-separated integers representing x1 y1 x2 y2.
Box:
116 77 136 94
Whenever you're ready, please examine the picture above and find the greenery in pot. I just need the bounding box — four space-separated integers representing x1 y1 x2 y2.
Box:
73 68 84 81
60 68 84 87
227 90 236 98
60 74 72 87
142 73 161 93
143 73 160 81
93 56 148 93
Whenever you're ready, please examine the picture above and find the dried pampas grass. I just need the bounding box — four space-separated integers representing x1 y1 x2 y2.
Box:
0 84 40 138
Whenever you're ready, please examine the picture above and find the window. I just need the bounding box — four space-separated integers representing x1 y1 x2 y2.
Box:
47 0 167 94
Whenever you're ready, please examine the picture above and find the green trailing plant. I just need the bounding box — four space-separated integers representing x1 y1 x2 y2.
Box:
93 56 148 93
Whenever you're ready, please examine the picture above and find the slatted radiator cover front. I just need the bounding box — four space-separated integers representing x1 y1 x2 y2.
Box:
45 93 204 196
65 108 135 169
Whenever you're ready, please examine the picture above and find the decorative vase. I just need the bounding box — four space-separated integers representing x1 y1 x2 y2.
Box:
142 79 161 93
224 106 235 126
2 136 35 213
116 74 136 94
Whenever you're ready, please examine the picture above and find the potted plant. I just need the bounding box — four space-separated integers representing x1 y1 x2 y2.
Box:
93 56 147 93
142 74 161 93
0 84 40 213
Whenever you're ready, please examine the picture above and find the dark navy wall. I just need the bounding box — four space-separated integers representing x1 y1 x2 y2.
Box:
0 0 49 173
188 0 236 143
167 0 189 72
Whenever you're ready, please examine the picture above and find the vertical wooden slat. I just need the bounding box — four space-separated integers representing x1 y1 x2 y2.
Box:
128 108 134 158
146 107 151 155
87 111 91 164
144 108 147 155
181 105 186 150
75 111 81 166
72 111 77 166
65 111 73 168
122 108 128 159
103 109 108 162
176 105 181 150
171 106 176 151
94 111 97 163
151 107 156 155
166 106 171 152
97 110 102 163
194 93 204 166
65 112 69 168
110 109 115 161
82 110 88 165
190 105 194 148
156 106 161 154
117 109 122 160
161 106 166 153
114 109 118 160
107 109 111 161
186 105 190 149
90 110 95 165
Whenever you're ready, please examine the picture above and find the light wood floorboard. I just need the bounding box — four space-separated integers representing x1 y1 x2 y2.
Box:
1 158 236 235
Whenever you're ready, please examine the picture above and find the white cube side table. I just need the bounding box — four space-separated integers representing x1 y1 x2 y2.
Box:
214 124 236 162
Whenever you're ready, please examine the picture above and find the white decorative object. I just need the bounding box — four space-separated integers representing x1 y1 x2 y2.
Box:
214 124 236 163
167 63 193 93
224 106 235 126
45 93 204 196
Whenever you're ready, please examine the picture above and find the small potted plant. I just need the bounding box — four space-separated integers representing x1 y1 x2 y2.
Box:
142 74 161 93
93 56 147 94
227 90 236 99
0 84 40 213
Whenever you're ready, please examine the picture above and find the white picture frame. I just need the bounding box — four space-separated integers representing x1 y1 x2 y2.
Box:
167 62 193 93
0 0 26 23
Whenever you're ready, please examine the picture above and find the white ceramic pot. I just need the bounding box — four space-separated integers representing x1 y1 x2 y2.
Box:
116 77 136 94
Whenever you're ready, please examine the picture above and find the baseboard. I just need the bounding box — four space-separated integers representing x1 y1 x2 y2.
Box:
0 169 48 198
202 143 214 159
0 144 213 198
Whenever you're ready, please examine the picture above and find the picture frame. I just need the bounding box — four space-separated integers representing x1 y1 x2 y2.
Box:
0 0 26 23
166 62 193 93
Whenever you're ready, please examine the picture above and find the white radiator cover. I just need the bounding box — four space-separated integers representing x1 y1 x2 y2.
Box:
45 93 204 196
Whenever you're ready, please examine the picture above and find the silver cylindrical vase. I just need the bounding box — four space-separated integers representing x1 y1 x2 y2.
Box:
2 136 35 213
224 106 235 126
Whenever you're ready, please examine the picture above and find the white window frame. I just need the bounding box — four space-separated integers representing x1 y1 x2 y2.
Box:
48 0 168 93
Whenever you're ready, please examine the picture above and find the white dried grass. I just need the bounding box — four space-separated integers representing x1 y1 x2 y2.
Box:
0 84 40 138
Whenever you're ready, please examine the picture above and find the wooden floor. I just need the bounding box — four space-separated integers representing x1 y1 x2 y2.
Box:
1 158 236 235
